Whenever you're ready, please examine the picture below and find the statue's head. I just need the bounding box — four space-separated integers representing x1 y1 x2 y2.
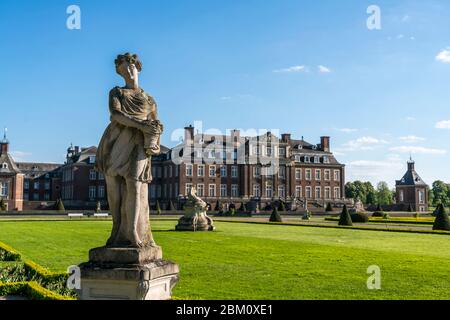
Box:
115 53 142 81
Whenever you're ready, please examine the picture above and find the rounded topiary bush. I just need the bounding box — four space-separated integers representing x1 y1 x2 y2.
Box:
433 204 450 231
351 213 369 223
269 207 282 223
338 205 353 226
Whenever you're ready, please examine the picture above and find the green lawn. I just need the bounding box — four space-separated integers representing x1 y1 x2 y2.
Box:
0 219 449 300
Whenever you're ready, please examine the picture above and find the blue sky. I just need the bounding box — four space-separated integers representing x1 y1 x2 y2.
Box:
1 0 450 188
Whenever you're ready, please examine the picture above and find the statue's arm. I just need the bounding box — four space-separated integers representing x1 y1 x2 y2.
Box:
109 88 145 130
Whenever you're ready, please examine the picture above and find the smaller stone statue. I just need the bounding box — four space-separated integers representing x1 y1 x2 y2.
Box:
349 199 366 214
176 186 215 231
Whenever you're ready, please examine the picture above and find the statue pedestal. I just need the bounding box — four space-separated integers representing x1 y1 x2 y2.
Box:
79 246 179 300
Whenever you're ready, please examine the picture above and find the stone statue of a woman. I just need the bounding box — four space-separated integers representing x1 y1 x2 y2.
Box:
95 53 163 248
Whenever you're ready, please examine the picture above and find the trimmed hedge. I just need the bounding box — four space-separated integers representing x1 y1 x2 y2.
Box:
0 241 21 261
351 213 369 223
0 281 73 300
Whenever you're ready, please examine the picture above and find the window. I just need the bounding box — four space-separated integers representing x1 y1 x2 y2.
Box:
418 190 425 204
253 146 260 156
266 147 273 157
266 184 273 198
295 186 302 198
279 148 286 156
334 187 340 199
89 186 96 199
24 181 29 190
253 184 261 197
150 185 156 198
44 182 50 190
186 164 193 177
168 166 173 178
157 167 162 178
295 155 301 162
98 173 105 180
23 193 29 201
209 165 216 177
157 185 161 198
295 169 302 180
334 170 340 181
315 169 321 181
231 185 239 197
278 166 286 179
220 184 227 197
0 182 8 196
198 165 205 177
314 156 319 163
1 163 7 169
185 183 193 195
164 167 168 178
89 170 97 181
305 169 312 181
44 193 50 201
209 184 216 197
197 184 204 197
323 156 330 164
304 156 310 163
305 187 312 199
233 151 238 160
254 166 261 178
89 156 96 164
325 187 331 199
231 166 238 178
33 182 39 190
399 190 404 202
220 166 227 177
98 186 105 199
278 185 286 198
33 193 39 201
315 187 321 199
324 170 331 181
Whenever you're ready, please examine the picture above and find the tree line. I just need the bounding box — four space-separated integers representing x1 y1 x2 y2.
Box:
345 180 450 207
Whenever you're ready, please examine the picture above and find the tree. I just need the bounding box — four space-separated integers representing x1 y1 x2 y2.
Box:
376 182 393 205
364 182 377 205
428 189 435 207
156 200 161 215
269 207 282 223
338 205 353 226
278 201 286 212
431 181 449 206
433 204 450 231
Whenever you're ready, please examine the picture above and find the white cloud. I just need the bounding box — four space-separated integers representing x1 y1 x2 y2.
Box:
318 65 331 73
347 159 404 188
397 34 404 39
399 135 426 143
389 146 446 155
10 151 32 162
273 65 306 73
405 116 416 121
342 136 388 151
335 128 358 133
401 15 410 22
220 96 232 100
436 120 450 129
436 48 450 63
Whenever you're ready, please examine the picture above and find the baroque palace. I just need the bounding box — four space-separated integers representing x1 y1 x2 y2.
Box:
0 126 348 211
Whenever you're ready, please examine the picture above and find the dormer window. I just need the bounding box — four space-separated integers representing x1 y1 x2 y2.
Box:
89 156 96 164
312 145 317 150
1 163 7 169
298 145 303 150
295 155 301 162
314 156 319 163
323 156 329 164
304 156 310 163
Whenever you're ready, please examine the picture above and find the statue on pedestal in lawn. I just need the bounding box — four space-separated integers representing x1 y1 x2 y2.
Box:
176 186 215 231
79 53 178 300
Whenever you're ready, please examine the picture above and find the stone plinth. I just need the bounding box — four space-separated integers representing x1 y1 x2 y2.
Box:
79 246 179 300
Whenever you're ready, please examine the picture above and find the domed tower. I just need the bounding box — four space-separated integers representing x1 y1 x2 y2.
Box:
395 158 429 212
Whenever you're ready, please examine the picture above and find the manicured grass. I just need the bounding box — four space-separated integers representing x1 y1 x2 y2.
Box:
0 220 449 299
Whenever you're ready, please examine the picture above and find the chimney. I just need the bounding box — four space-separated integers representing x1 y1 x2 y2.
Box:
320 136 330 152
184 125 194 145
281 134 291 143
231 129 240 143
74 146 80 154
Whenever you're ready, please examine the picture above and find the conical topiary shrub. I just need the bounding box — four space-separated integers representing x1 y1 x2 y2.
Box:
269 207 282 222
55 198 65 212
0 198 6 211
156 200 161 215
169 200 176 211
325 202 333 212
433 204 450 231
214 200 220 212
338 205 353 226
277 201 285 212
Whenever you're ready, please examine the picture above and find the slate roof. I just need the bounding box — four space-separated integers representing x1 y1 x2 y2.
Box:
396 162 428 186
